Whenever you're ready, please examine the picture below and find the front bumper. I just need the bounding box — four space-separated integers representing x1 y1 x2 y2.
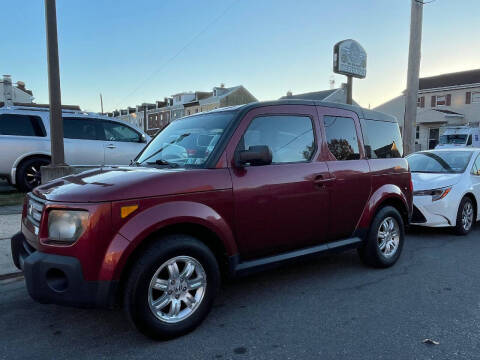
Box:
11 232 117 308
411 195 456 227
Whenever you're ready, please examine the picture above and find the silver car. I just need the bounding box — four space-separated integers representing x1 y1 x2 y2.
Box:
0 105 150 191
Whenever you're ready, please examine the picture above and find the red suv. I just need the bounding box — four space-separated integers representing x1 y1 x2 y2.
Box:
11 100 412 339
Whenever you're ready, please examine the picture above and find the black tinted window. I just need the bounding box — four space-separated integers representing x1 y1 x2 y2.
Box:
102 121 140 142
324 116 360 160
0 114 45 136
242 115 315 163
361 119 403 158
63 118 101 140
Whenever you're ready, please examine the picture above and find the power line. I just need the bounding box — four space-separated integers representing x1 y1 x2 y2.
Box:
414 0 436 4
114 0 239 110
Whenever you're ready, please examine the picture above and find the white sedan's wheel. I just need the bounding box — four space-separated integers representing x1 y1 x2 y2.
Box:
455 197 475 235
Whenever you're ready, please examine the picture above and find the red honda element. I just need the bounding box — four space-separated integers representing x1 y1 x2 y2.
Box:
11 100 412 339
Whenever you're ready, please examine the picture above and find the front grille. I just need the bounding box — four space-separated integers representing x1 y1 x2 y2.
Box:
411 205 427 223
26 193 46 229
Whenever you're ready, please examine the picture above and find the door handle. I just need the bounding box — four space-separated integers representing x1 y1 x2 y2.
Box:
106 144 116 149
313 175 335 187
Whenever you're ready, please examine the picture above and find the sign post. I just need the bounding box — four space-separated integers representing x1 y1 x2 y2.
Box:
333 39 367 105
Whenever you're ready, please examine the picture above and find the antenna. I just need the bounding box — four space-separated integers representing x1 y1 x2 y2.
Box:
329 76 335 90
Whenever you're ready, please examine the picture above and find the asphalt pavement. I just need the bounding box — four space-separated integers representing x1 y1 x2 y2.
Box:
1 226 480 360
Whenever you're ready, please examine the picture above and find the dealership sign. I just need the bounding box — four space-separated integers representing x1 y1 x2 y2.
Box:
333 39 367 79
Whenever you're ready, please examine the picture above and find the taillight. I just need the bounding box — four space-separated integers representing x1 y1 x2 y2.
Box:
409 178 414 193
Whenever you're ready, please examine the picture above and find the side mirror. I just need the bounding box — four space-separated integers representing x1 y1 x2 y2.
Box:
140 134 147 143
235 145 272 166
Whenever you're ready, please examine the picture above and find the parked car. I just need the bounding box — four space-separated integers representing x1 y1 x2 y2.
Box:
11 100 412 339
435 125 480 149
407 148 480 234
0 104 150 192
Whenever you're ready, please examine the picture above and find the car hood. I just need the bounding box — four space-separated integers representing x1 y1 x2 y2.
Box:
33 166 232 203
411 172 463 191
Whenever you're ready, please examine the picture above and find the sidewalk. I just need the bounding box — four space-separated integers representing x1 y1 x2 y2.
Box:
0 206 22 276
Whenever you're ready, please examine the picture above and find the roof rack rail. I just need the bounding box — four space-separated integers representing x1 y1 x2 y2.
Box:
0 102 82 111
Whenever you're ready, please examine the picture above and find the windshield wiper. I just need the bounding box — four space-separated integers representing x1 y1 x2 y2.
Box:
146 159 179 168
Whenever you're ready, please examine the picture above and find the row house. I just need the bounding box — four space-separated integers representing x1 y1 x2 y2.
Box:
113 84 257 136
375 69 480 150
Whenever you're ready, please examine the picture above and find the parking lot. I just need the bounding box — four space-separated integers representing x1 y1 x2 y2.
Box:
1 225 480 360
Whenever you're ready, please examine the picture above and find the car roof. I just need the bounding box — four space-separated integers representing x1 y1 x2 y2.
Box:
192 100 396 122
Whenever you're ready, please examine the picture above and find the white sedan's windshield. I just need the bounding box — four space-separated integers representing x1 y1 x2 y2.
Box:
136 112 235 167
407 151 472 174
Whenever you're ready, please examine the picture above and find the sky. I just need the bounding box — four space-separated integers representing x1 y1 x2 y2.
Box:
2 0 480 113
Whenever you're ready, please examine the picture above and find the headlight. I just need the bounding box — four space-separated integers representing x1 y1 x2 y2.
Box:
48 210 89 244
413 187 452 201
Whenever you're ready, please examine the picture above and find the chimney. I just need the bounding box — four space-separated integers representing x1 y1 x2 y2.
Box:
286 91 293 98
3 75 13 106
220 83 225 88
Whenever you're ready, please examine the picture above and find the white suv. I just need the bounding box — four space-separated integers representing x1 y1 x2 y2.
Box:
0 105 150 191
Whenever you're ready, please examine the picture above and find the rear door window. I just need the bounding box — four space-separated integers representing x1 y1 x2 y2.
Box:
101 121 141 143
63 118 102 140
323 116 360 160
0 114 45 136
360 119 403 158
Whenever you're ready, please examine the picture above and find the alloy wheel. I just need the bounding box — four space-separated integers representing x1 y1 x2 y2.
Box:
25 164 42 188
377 217 400 258
462 201 474 231
148 256 206 324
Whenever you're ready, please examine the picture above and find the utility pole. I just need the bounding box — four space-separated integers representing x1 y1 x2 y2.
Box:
42 0 72 183
100 93 104 114
403 0 423 155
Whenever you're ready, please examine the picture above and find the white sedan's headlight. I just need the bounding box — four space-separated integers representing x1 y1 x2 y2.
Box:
413 187 452 201
48 210 89 244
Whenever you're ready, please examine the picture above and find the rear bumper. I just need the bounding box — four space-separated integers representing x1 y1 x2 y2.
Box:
11 232 117 308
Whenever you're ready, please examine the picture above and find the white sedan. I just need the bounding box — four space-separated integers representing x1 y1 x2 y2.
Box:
407 148 480 235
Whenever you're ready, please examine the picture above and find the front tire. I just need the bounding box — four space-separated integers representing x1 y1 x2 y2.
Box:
124 234 220 340
454 197 474 235
358 206 405 268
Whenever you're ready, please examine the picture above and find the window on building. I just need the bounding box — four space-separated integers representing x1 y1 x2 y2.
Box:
416 126 420 139
360 119 403 159
417 96 425 108
324 116 360 160
428 128 439 149
472 92 480 103
0 114 46 137
241 115 315 164
432 94 451 107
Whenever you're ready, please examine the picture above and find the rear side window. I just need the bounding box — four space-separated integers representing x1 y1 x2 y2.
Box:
0 114 45 137
63 118 101 140
241 115 315 163
361 119 403 158
323 116 360 160
102 121 141 143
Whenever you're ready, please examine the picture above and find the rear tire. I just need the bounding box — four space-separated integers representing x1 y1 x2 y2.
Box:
454 197 474 235
16 157 50 192
358 206 405 268
124 234 220 340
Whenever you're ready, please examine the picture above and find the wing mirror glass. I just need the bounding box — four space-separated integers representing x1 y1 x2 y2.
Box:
235 145 272 167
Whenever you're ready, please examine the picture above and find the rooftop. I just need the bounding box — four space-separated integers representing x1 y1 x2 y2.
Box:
419 69 480 90
279 89 337 101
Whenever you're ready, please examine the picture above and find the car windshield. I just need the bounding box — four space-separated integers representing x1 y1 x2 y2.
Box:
439 134 467 145
136 111 235 167
407 151 472 174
